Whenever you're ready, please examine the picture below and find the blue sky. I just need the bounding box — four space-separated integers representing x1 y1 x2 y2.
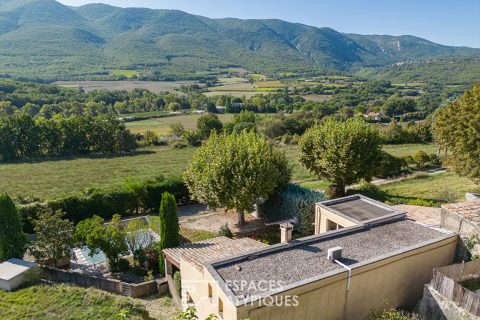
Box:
58 0 480 48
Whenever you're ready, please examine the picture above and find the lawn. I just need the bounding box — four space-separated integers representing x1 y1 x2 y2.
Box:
126 114 233 135
382 143 440 157
377 171 478 206
0 284 155 320
147 216 216 243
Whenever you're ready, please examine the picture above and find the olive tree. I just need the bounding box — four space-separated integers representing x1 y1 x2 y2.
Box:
298 118 382 197
433 84 480 184
0 193 26 261
184 130 291 226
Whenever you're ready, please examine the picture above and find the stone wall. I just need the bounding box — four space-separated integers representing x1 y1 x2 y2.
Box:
416 285 480 320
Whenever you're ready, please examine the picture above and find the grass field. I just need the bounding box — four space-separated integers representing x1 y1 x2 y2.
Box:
0 143 447 200
383 143 440 157
0 284 162 320
109 69 140 78
0 147 196 199
378 171 478 206
126 114 234 135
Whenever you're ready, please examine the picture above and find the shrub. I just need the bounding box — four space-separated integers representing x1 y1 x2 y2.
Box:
197 114 223 139
412 150 431 168
115 258 130 273
262 184 325 236
171 140 188 149
368 308 422 320
376 151 408 178
350 181 386 201
217 223 233 238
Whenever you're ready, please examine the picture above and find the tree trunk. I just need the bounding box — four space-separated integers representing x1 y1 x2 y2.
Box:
237 210 245 227
332 183 346 198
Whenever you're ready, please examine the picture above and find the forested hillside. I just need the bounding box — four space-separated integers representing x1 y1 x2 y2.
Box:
0 0 478 81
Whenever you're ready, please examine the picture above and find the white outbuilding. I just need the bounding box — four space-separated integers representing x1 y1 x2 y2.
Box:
0 258 37 291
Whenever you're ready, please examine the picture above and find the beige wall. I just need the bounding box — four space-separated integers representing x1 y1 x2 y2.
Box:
315 205 357 235
180 258 238 320
242 236 457 320
182 235 456 320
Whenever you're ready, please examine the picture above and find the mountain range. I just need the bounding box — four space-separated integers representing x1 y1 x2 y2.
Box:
0 0 479 81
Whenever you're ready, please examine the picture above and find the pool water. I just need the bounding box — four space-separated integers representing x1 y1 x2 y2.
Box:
80 229 155 266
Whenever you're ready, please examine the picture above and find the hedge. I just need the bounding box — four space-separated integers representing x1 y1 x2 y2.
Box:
17 176 190 233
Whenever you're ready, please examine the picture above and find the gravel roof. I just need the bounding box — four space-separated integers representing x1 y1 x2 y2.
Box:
214 220 450 299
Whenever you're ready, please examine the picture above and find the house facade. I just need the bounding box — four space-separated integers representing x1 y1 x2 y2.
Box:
163 195 458 320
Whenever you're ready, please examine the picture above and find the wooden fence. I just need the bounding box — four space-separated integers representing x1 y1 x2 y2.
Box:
41 267 168 298
41 267 122 294
432 260 480 315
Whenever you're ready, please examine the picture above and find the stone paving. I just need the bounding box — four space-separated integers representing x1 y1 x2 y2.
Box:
395 204 442 226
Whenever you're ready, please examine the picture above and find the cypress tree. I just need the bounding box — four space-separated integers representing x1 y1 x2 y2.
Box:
158 192 179 275
0 193 26 261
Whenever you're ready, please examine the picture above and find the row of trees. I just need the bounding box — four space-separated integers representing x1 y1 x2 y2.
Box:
1 77 454 122
0 114 137 161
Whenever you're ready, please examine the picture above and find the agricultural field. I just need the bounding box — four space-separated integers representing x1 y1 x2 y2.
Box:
126 114 234 135
0 146 196 199
0 143 447 200
53 80 196 93
108 69 140 78
0 284 176 320
205 76 285 97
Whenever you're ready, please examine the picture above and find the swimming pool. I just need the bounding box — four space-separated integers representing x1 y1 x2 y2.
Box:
79 229 156 266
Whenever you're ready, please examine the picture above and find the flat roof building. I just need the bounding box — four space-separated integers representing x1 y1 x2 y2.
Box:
314 194 406 234
164 196 458 320
0 258 37 291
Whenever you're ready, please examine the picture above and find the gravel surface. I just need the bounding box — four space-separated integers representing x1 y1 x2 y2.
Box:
215 220 446 298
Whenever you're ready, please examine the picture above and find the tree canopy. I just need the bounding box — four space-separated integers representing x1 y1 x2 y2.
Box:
74 214 128 271
298 118 382 196
433 83 480 184
184 130 291 226
29 209 74 267
0 193 26 261
197 113 223 139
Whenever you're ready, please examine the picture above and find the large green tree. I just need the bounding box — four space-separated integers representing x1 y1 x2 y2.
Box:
184 130 291 226
29 209 74 267
0 193 26 261
158 192 179 275
298 118 382 196
433 84 480 183
197 113 223 139
74 214 128 271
